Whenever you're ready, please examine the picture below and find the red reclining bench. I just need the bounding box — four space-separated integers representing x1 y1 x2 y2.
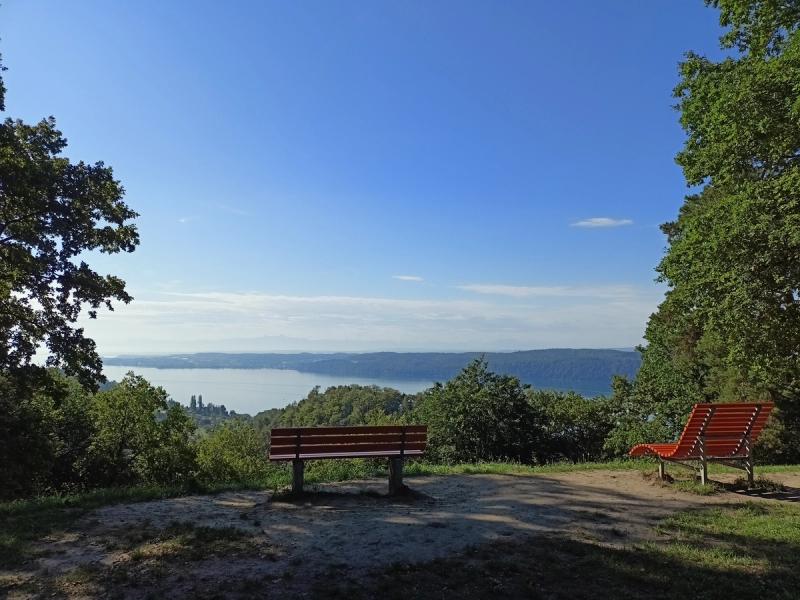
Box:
629 402 774 485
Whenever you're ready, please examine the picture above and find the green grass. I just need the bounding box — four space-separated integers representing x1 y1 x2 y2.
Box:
405 458 650 477
7 521 274 598
0 479 272 569
671 479 722 495
318 502 800 600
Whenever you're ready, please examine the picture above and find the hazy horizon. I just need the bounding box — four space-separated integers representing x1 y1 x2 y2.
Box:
105 346 639 358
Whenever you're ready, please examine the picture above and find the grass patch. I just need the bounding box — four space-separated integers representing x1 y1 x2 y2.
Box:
405 459 651 477
671 479 721 496
121 521 263 562
0 480 269 569
319 502 800 600
406 460 800 478
8 522 269 599
730 475 787 492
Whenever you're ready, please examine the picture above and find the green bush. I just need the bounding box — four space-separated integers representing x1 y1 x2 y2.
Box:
85 373 197 487
256 384 415 430
414 359 544 463
528 389 618 463
0 372 56 499
195 421 274 484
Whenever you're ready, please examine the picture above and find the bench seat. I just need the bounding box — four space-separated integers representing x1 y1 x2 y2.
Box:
629 402 774 484
269 425 427 494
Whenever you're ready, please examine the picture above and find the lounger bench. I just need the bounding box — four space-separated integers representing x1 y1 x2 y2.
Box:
269 425 427 495
629 402 774 485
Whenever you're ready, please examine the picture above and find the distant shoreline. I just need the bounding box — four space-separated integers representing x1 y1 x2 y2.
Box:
104 349 640 398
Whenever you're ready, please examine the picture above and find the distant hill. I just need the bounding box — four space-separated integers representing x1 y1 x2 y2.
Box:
104 349 641 396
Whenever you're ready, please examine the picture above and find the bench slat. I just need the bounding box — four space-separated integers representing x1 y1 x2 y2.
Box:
270 449 425 461
270 433 427 446
271 425 427 436
269 425 427 462
270 441 426 456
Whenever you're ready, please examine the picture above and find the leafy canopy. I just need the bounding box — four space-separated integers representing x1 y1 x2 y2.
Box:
635 0 800 457
414 358 544 463
0 54 138 387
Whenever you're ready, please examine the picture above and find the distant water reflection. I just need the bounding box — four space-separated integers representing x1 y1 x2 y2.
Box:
102 366 433 415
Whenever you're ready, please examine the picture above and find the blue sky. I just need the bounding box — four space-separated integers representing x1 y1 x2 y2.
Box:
4 1 725 353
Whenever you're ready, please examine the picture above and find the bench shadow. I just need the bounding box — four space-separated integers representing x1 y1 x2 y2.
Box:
722 484 800 503
271 485 436 505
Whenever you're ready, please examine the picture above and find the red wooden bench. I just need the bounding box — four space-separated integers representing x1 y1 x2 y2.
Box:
269 425 427 495
629 402 774 485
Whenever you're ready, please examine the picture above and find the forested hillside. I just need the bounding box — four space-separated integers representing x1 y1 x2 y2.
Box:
105 349 641 396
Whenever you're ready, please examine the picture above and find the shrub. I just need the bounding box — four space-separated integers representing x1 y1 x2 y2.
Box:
414 359 544 463
195 421 273 484
528 389 617 463
85 373 196 487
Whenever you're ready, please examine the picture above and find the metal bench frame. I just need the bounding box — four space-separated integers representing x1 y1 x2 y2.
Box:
630 403 774 485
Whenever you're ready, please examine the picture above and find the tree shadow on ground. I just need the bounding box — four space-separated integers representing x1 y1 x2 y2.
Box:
313 507 800 600
723 484 800 503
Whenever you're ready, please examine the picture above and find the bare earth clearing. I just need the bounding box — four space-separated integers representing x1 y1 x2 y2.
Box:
4 470 800 599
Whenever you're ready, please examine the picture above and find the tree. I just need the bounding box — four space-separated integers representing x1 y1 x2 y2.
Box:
634 1 800 460
414 359 544 463
0 56 139 388
528 388 618 463
86 373 196 486
260 384 415 428
195 421 271 484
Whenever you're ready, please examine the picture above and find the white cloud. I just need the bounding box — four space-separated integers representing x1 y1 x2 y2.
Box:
81 286 663 355
392 275 424 282
571 217 633 228
457 284 639 299
177 216 197 224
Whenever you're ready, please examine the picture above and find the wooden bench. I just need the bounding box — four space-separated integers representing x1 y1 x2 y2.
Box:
269 425 427 495
629 402 774 485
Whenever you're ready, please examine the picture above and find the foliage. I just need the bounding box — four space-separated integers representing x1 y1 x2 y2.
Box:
195 421 273 484
0 48 144 499
709 0 800 56
85 374 196 487
635 0 800 461
0 107 139 388
254 384 415 431
528 387 619 463
414 359 544 463
0 372 57 498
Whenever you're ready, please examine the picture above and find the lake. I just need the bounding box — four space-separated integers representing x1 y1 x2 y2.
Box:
102 366 433 416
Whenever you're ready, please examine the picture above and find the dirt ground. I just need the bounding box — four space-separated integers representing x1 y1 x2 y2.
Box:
4 469 800 599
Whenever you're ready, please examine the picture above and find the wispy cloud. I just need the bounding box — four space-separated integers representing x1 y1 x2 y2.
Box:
82 287 664 355
457 284 640 299
217 203 250 217
177 216 197 224
571 217 633 228
392 275 424 282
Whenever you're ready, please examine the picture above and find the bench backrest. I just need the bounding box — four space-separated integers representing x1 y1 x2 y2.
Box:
674 402 774 459
269 425 427 461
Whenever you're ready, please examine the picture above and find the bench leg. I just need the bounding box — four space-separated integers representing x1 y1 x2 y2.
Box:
389 458 404 495
745 455 754 488
292 459 305 495
658 460 665 481
699 458 708 486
